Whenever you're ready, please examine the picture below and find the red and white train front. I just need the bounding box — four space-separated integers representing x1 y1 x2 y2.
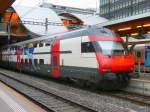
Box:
87 28 134 89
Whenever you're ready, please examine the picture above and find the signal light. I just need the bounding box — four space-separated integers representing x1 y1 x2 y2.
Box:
102 68 111 72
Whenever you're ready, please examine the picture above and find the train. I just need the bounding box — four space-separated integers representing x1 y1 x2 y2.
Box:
134 44 150 73
0 26 134 90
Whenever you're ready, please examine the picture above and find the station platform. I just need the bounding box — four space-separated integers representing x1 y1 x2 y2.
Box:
125 73 150 96
0 81 46 112
137 73 150 81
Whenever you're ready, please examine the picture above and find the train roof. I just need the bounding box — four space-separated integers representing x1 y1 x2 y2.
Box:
8 26 116 47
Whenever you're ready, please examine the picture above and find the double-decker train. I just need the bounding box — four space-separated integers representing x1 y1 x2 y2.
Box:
134 44 150 73
0 26 134 90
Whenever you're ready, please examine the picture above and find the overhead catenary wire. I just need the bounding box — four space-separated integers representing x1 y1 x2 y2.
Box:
1 19 85 28
0 18 86 37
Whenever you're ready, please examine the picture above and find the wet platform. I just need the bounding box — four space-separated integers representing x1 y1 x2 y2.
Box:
0 81 46 112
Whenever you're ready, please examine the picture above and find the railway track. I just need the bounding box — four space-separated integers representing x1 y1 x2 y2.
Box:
0 68 147 112
102 91 150 106
0 73 95 112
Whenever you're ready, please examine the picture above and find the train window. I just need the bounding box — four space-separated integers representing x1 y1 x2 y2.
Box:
20 49 23 55
81 42 95 53
21 59 24 63
39 59 44 65
24 47 27 55
29 59 32 64
39 43 43 47
10 48 13 51
25 59 28 64
45 43 50 46
15 47 17 50
98 41 127 55
137 52 141 57
13 47 15 50
34 43 37 48
34 59 38 65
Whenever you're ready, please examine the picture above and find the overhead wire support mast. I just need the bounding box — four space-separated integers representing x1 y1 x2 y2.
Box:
1 19 85 30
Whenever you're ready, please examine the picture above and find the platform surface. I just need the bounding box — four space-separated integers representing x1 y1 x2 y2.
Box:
0 81 46 112
0 87 27 112
137 73 150 81
125 73 150 96
0 97 14 112
131 72 150 82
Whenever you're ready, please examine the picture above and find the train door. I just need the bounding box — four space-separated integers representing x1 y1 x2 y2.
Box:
51 39 60 77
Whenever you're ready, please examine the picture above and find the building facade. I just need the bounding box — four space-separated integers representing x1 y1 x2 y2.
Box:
100 0 150 20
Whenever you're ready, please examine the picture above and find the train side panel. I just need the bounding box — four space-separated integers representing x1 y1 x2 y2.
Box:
60 36 101 82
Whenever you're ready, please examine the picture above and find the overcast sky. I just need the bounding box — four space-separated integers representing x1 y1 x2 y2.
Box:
13 0 99 9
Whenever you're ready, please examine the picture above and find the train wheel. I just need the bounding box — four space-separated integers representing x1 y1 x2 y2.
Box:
116 72 130 88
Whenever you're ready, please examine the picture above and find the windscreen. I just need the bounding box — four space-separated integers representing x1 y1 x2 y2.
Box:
98 41 128 55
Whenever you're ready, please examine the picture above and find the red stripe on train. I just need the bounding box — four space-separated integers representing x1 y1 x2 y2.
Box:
88 35 122 42
51 39 60 78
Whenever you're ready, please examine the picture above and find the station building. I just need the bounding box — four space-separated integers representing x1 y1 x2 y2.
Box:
99 0 150 73
0 1 107 45
99 0 150 20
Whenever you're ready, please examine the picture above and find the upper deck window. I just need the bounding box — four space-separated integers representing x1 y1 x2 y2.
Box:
25 59 28 64
81 42 95 53
39 43 43 47
34 59 38 65
34 43 37 48
45 43 50 46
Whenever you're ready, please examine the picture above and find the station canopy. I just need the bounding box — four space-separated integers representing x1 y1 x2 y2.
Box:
100 12 150 41
0 0 15 14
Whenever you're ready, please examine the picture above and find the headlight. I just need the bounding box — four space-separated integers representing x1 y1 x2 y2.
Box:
102 68 111 72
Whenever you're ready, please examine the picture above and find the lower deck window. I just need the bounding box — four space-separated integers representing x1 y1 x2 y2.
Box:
39 43 43 47
21 59 24 63
25 59 28 64
29 59 32 64
39 59 44 65
34 59 38 65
